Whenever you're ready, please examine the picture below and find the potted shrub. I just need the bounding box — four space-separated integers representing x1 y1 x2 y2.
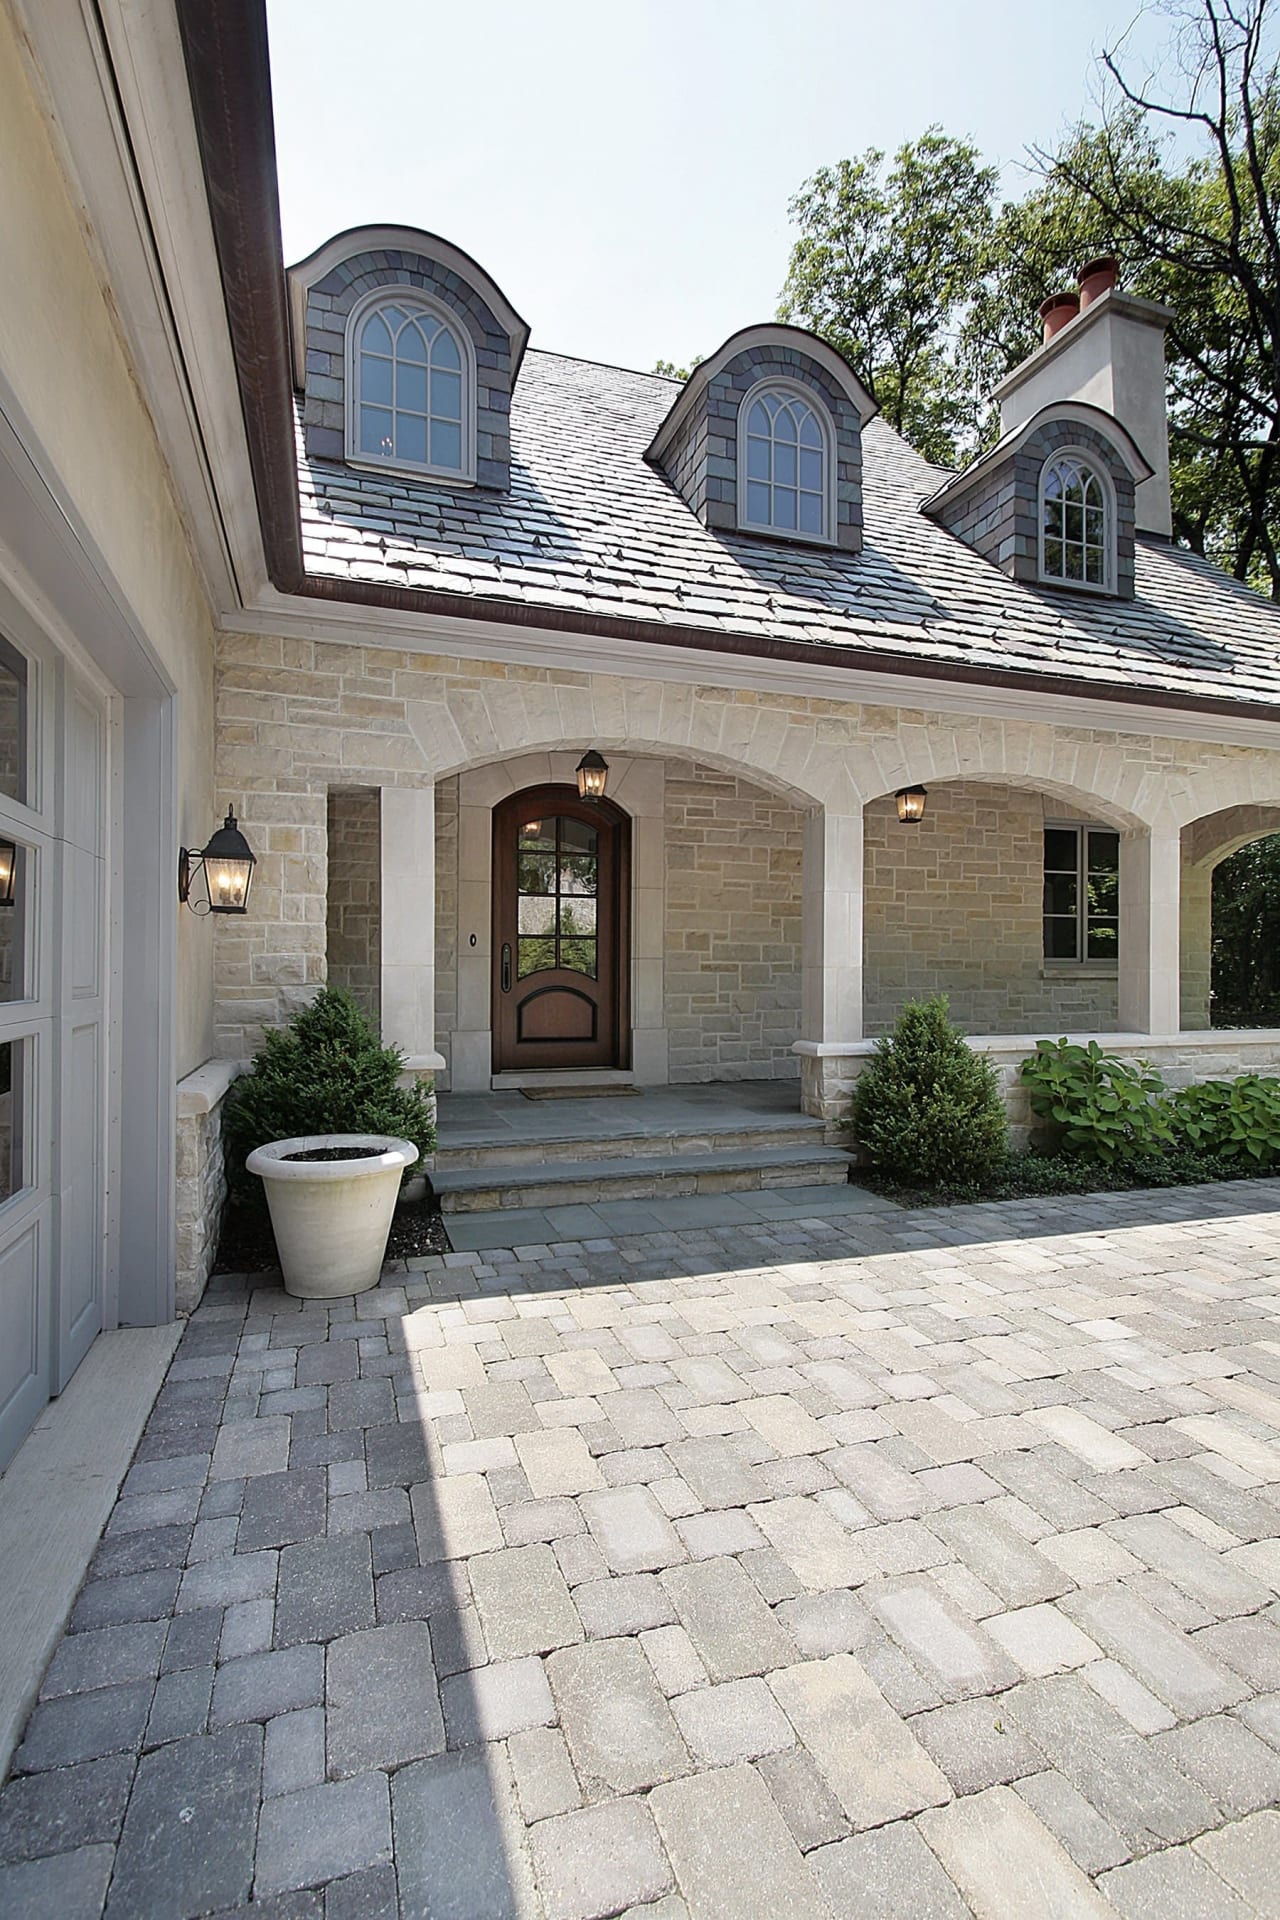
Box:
222 988 437 1298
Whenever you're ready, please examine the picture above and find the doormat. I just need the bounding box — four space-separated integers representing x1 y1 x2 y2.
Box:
520 1085 641 1100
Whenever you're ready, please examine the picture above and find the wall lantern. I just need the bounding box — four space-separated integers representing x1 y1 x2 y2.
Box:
576 751 610 801
0 841 16 907
895 786 928 824
179 807 257 915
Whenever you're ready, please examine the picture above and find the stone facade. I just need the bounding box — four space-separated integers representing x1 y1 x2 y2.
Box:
654 342 864 551
935 417 1137 598
326 786 381 1023
300 247 515 488
434 776 459 1062
663 762 804 1082
862 784 1120 1037
175 1059 240 1314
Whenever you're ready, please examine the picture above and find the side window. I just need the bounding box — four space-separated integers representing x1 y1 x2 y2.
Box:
738 384 832 540
1043 825 1120 962
1040 454 1112 589
347 296 472 480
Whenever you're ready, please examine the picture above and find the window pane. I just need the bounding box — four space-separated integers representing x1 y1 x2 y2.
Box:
432 369 462 421
799 448 823 492
1087 832 1119 874
746 480 771 525
0 1038 25 1203
1085 546 1106 585
397 413 428 465
747 436 770 480
1043 536 1063 577
1044 828 1078 872
0 844 26 1002
1088 870 1119 919
798 492 823 535
361 312 392 355
1064 544 1084 581
1064 502 1084 544
774 441 797 487
518 936 556 978
517 850 555 893
560 938 597 978
1043 873 1077 917
397 361 428 414
799 412 822 448
1087 920 1119 959
434 328 461 371
559 897 596 936
518 896 555 935
361 354 393 406
774 488 798 530
748 401 769 437
1044 916 1079 959
560 854 597 896
431 419 462 470
560 818 597 854
359 406 394 456
398 320 429 363
519 821 555 850
0 638 29 806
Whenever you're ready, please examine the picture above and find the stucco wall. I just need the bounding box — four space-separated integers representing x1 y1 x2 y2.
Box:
326 787 381 1023
664 761 803 1081
0 9 216 1076
863 784 1120 1037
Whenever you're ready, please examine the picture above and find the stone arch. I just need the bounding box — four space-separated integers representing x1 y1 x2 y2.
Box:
1183 802 1280 870
853 725 1154 829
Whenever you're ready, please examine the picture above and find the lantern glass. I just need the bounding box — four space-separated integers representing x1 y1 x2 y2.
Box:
0 840 16 907
895 786 928 824
575 751 609 801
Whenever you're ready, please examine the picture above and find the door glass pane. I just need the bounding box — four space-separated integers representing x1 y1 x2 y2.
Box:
560 939 597 979
0 636 29 806
518 896 555 935
560 853 597 896
0 1038 26 1202
518 936 556 978
513 808 604 978
0 844 24 1001
559 897 596 937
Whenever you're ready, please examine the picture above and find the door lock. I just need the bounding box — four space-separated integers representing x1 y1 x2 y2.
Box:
501 943 512 993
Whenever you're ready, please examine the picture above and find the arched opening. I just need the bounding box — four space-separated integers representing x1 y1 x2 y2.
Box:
1181 806 1280 1030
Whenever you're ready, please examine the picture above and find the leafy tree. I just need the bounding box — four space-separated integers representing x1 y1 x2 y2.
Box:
652 358 695 380
1212 833 1280 1021
779 130 997 464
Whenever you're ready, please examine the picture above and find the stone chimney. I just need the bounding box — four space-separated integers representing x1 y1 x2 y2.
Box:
992 263 1174 538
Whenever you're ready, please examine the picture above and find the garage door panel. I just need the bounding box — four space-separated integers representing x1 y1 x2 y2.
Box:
0 1213 48 1471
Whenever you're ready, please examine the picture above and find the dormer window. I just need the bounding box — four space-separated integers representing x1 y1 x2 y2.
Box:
346 291 475 481
1039 453 1112 590
738 382 834 541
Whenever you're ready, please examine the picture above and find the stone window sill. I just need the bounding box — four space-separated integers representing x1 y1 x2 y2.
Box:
1040 962 1119 981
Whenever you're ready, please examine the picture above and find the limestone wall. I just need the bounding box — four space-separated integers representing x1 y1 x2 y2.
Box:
175 1060 241 1314
664 761 804 1081
326 787 381 1023
862 783 1119 1036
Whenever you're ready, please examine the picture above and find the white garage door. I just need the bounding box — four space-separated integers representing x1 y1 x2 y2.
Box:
0 620 108 1471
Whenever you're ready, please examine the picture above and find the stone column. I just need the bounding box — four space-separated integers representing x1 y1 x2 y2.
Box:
380 784 445 1074
1118 827 1181 1035
797 808 863 1115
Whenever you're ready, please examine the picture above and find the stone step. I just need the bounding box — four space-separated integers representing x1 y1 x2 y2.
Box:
434 1143 853 1213
436 1118 831 1172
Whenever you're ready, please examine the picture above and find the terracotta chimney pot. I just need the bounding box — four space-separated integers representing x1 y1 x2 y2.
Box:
1077 255 1119 309
1038 292 1080 344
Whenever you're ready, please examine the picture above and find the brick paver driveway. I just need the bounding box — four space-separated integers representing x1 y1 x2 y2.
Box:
5 1183 1280 1918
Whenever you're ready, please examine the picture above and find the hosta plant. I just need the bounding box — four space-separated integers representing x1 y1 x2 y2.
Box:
1020 1038 1175 1164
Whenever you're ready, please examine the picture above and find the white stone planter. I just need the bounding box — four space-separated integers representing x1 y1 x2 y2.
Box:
246 1134 419 1299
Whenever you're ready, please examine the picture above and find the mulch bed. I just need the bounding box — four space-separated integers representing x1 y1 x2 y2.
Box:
213 1192 451 1274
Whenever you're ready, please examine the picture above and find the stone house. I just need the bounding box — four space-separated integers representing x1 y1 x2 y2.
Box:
3 0 1280 1468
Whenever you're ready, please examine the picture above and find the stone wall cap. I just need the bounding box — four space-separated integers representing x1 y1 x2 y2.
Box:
177 1057 247 1116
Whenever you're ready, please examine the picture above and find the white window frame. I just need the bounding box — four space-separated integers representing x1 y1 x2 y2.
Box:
1037 448 1116 594
736 377 836 545
1043 820 1121 968
344 287 477 484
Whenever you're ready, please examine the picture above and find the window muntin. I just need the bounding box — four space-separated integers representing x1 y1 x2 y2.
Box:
739 385 831 539
1040 455 1110 588
1044 825 1120 962
349 296 470 478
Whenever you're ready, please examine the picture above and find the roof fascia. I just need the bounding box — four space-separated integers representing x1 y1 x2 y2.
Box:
921 400 1154 518
285 227 531 388
646 325 878 468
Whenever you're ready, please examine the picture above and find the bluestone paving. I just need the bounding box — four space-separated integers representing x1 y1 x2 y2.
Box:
5 1182 1280 1912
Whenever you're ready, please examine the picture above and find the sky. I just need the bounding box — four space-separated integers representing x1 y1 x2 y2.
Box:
266 0 1175 375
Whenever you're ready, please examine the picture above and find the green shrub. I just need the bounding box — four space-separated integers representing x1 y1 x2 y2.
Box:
1169 1074 1280 1165
1020 1038 1175 1163
222 988 437 1205
847 996 1007 1189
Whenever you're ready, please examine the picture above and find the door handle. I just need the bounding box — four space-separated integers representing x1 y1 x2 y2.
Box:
501 943 512 993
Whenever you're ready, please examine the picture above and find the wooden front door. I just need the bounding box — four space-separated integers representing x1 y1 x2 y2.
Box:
493 784 629 1073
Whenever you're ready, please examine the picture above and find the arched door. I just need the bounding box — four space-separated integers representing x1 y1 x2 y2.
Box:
492 784 629 1073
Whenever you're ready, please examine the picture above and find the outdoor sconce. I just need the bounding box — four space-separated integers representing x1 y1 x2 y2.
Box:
0 841 16 907
179 807 257 915
576 750 610 801
896 786 928 824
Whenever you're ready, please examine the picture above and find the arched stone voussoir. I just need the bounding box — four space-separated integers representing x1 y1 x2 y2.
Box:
1184 801 1280 871
851 723 1154 826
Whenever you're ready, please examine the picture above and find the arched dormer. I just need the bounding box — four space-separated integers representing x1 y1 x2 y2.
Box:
921 401 1151 600
286 225 530 489
646 326 876 552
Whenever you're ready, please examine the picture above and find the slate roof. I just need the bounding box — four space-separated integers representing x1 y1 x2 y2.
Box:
298 348 1280 712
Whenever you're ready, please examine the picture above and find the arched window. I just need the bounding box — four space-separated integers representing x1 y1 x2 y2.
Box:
738 383 833 540
1040 454 1112 589
346 293 474 480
